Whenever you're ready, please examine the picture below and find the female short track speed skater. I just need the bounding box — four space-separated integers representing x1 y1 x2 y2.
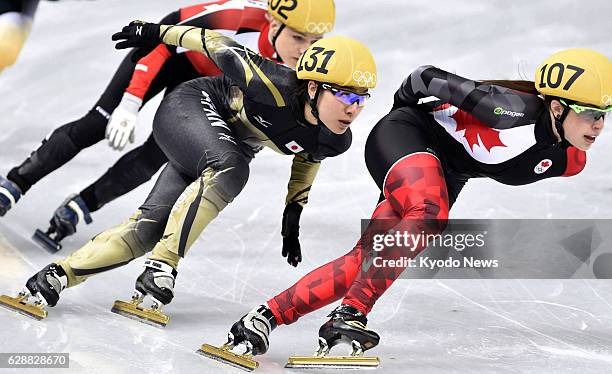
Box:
0 20 378 327
0 0 334 251
200 48 612 369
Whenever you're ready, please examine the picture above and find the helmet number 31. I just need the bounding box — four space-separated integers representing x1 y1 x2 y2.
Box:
298 47 335 75
538 63 585 91
269 0 297 19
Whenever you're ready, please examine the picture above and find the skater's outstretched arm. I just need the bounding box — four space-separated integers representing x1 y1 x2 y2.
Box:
105 9 182 151
113 22 294 107
392 65 542 129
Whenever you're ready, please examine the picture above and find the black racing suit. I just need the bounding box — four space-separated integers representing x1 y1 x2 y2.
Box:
57 27 351 286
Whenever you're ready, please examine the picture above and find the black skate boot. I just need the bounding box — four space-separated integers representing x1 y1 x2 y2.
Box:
197 304 277 371
33 194 93 252
285 304 380 369
229 304 277 355
111 259 177 328
0 263 68 320
318 304 380 355
0 175 22 216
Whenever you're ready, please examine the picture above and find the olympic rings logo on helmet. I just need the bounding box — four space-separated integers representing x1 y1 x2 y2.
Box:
306 22 334 34
268 0 335 35
297 36 377 90
352 70 376 88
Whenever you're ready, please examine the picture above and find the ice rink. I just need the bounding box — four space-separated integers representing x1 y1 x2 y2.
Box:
1 0 612 373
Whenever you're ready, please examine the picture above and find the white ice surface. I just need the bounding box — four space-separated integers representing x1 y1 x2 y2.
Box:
1 0 612 373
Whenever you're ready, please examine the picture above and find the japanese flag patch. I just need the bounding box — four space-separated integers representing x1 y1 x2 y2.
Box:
285 141 304 153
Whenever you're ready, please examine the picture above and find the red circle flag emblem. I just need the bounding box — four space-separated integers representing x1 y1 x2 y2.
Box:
285 141 304 153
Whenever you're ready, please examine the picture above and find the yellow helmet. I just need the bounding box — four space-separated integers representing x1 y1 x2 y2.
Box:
535 48 612 108
267 0 335 35
296 36 377 89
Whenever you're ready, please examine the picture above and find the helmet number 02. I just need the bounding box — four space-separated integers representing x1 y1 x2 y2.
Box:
538 63 585 91
298 47 335 75
269 0 297 19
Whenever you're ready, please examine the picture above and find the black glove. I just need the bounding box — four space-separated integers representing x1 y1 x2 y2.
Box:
112 21 161 50
281 202 303 267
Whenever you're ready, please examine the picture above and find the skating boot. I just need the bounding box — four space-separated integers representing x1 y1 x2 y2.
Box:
111 259 176 328
198 304 277 371
286 304 380 369
0 263 67 320
33 194 92 252
0 175 22 216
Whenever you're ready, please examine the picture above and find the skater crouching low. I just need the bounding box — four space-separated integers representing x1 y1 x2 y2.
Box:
203 48 612 369
0 16 378 333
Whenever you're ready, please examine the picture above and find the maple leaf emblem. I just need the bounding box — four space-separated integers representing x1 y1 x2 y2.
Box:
436 104 507 152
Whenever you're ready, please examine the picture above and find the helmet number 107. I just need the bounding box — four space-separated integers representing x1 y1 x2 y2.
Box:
538 63 585 91
298 47 335 74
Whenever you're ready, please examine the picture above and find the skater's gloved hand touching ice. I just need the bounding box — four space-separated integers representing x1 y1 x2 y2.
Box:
106 93 142 150
281 202 303 267
112 21 161 50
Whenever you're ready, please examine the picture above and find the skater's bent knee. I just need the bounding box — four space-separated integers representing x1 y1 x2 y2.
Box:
205 153 250 199
63 110 109 147
87 213 155 258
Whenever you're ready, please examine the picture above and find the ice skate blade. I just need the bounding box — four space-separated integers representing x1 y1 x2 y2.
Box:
0 294 47 320
285 356 380 369
197 343 258 372
32 229 62 253
111 299 169 328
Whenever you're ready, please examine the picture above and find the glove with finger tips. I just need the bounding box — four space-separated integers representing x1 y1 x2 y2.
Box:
106 93 142 151
112 21 161 50
281 202 303 267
